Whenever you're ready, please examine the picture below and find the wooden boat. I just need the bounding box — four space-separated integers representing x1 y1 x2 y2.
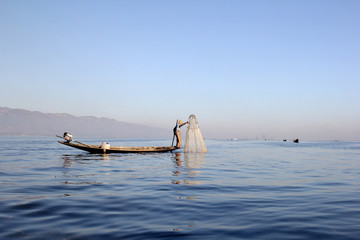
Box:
57 139 176 154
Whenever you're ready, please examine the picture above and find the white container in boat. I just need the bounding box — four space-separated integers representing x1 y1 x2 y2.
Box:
100 142 110 150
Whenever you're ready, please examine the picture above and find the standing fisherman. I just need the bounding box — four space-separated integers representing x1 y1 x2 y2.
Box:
173 120 188 149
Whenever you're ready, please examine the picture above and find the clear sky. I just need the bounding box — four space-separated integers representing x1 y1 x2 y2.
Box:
1 0 359 140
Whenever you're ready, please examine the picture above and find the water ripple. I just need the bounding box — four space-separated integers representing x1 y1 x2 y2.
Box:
0 138 360 239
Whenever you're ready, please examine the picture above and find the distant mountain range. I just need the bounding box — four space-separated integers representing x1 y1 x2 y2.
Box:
0 107 171 138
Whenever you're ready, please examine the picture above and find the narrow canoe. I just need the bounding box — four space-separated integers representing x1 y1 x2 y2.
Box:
58 141 176 154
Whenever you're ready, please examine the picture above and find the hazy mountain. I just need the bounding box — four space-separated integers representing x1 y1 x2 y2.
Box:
0 107 171 138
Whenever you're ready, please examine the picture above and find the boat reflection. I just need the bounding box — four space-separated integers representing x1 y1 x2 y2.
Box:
61 154 110 167
172 152 205 185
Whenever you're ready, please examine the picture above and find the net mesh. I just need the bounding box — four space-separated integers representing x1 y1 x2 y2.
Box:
184 114 207 153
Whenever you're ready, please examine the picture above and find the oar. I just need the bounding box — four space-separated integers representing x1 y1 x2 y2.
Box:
171 119 178 147
56 135 92 148
171 134 175 147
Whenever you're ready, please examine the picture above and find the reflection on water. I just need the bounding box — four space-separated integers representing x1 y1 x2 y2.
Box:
62 154 110 167
172 152 205 185
184 152 205 169
173 221 197 232
171 152 205 232
60 154 110 186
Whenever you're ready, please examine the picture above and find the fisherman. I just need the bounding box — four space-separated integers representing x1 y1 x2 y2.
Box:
63 132 73 142
173 120 188 149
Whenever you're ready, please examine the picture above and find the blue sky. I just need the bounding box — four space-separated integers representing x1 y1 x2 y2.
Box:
1 0 359 140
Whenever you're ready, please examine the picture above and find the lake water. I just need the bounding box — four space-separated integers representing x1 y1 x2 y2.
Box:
0 137 359 240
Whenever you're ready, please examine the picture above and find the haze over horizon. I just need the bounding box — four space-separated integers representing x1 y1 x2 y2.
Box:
1 1 359 141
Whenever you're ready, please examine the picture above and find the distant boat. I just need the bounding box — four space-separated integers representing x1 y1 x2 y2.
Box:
293 138 299 143
57 135 176 154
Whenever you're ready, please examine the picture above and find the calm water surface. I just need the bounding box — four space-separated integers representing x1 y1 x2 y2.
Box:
0 137 359 239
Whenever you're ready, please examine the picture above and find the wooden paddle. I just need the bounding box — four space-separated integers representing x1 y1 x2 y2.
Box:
56 135 93 148
171 119 178 147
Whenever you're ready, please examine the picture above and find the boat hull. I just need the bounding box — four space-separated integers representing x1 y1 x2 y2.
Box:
58 141 176 153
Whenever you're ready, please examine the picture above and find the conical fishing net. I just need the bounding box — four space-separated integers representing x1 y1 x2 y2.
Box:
184 114 207 153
